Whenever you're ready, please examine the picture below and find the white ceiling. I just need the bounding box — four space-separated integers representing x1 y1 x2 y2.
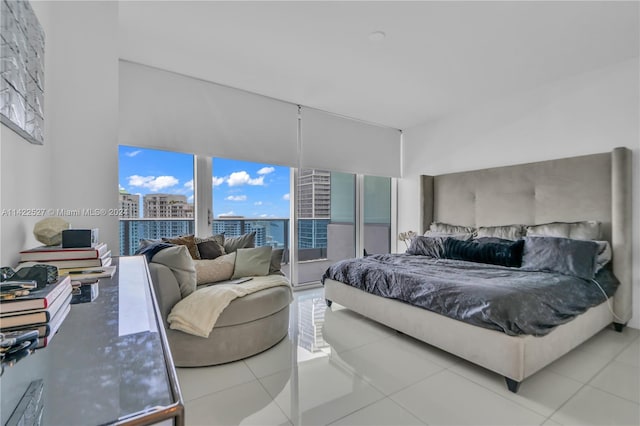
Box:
118 1 639 130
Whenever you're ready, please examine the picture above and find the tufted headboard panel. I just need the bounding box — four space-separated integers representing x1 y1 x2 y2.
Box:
421 147 633 323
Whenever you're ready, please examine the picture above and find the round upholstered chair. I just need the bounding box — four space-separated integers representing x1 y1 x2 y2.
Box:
148 260 291 367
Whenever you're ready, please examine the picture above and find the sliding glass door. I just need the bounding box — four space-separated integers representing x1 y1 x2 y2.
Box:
363 175 391 255
294 169 355 286
119 146 393 286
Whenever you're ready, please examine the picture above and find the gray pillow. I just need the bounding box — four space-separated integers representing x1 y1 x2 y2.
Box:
476 224 525 241
521 236 599 280
151 245 197 298
429 222 476 235
224 232 256 253
406 236 445 258
269 248 285 275
525 221 601 240
195 233 224 245
195 234 226 259
424 231 474 241
232 246 272 279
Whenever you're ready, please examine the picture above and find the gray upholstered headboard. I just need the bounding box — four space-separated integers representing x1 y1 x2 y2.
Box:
421 147 633 323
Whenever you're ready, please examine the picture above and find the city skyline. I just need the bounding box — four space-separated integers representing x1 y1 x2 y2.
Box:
118 146 291 218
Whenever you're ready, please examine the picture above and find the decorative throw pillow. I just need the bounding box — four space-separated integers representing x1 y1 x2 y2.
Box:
269 248 285 275
224 232 256 254
473 237 515 245
195 234 226 260
476 225 525 241
150 245 197 298
443 238 524 268
193 252 236 285
196 240 225 259
162 234 199 260
195 233 224 245
406 236 445 258
521 236 599 280
232 246 272 279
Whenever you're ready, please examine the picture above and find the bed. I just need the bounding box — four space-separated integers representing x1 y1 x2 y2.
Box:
323 147 632 393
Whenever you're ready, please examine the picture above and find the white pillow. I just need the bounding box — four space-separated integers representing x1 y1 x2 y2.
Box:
193 252 236 285
594 240 612 273
424 231 474 241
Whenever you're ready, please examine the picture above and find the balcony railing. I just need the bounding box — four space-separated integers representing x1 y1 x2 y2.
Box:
119 218 389 286
119 217 332 259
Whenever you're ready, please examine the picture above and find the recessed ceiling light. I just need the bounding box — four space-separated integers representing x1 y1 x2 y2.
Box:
368 31 386 42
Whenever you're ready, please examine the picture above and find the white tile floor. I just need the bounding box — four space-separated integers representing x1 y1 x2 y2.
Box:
177 288 640 426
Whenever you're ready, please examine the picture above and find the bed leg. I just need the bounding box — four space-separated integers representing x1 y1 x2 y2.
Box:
613 322 625 333
325 299 332 308
505 377 520 393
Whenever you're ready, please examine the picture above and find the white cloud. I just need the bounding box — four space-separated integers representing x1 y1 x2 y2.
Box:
125 150 142 157
128 175 179 191
119 184 125 191
282 193 290 201
225 195 247 201
227 171 264 187
212 176 225 186
257 167 275 175
184 179 194 190
259 214 268 218
187 195 194 202
218 211 235 217
254 201 263 206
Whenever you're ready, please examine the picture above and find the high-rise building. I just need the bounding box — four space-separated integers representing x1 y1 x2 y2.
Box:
120 218 194 255
298 170 330 248
298 169 330 219
119 191 140 218
143 194 194 218
212 219 242 236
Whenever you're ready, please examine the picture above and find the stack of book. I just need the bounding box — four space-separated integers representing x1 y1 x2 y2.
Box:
0 276 72 348
18 243 115 304
19 242 112 269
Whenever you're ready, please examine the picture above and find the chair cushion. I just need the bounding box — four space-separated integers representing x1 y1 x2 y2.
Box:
215 285 292 327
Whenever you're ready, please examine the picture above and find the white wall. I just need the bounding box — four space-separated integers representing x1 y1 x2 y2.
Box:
398 59 640 328
1 1 54 265
0 1 118 266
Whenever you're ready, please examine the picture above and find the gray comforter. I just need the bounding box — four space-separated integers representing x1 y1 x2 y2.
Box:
322 254 619 336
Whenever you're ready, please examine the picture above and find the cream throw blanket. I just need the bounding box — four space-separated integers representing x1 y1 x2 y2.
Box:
167 275 292 338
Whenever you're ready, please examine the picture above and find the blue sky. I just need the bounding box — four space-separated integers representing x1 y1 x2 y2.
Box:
119 146 290 218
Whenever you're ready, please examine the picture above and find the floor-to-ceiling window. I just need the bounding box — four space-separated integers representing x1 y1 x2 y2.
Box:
294 169 356 286
211 157 290 276
118 146 194 255
363 175 391 255
118 147 393 285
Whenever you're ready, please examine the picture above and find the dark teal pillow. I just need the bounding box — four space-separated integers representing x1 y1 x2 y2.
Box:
443 238 524 267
